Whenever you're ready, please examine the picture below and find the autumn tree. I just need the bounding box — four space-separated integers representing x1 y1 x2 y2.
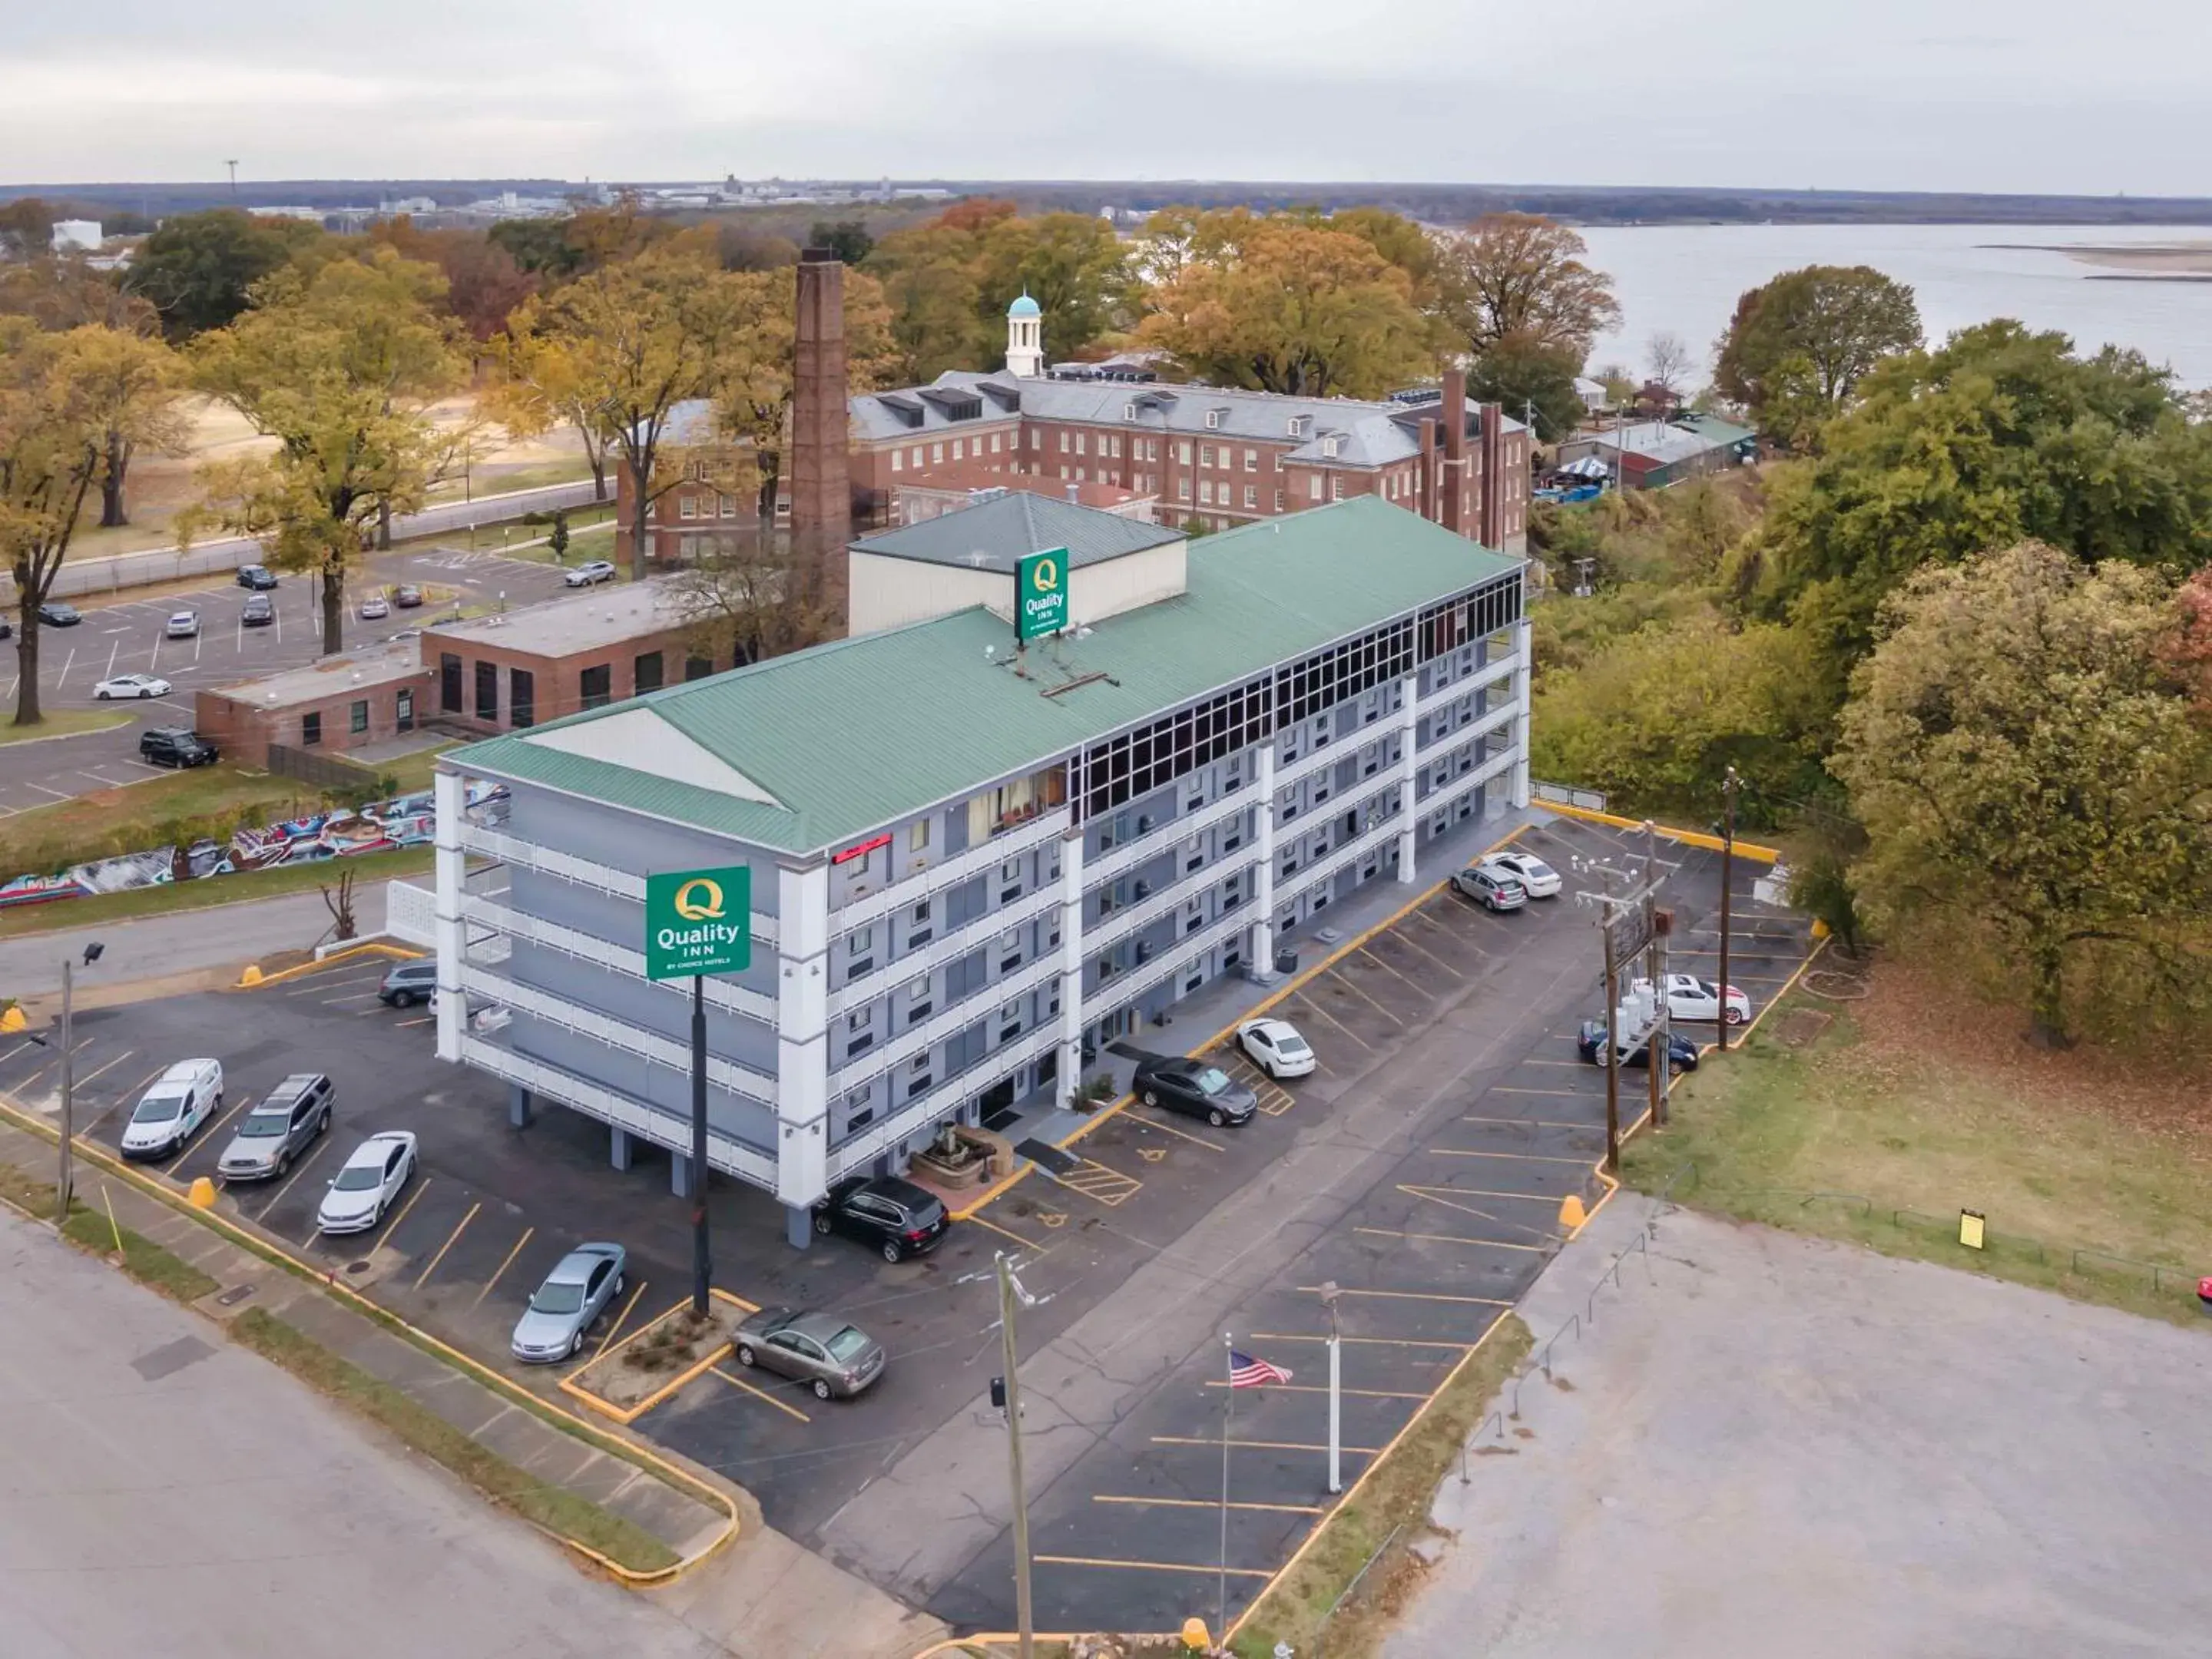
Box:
1712 265 1921 446
863 222 988 380
1832 543 2211 1046
1442 214 1621 360
1734 321 2212 680
1645 331 1694 399
0 320 187 723
1469 332 1587 443
127 208 326 339
810 220 874 264
1137 215 1431 399
498 244 764 580
187 250 467 653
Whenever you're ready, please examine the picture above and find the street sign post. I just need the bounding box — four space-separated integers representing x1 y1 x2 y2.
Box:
1015 548 1068 642
643 865 752 1313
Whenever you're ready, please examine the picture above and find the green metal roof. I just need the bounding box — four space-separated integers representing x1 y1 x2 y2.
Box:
449 495 1522 856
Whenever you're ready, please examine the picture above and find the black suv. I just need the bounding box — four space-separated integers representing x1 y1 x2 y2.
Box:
377 960 438 1008
215 1072 335 1181
237 564 279 589
813 1176 949 1263
1133 1055 1259 1127
139 727 217 768
241 593 275 627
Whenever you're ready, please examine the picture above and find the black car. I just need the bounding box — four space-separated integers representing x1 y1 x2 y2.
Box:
1132 1055 1259 1127
392 583 424 608
1575 1020 1701 1072
237 564 279 589
38 602 81 628
0 615 11 639
813 1175 949 1263
241 593 275 627
377 959 438 1008
139 727 218 768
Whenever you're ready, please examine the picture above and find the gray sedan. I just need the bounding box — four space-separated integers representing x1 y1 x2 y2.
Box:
510 1243 628 1363
732 1307 886 1401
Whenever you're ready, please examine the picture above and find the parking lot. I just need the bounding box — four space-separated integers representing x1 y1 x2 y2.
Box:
0 546 568 817
0 810 1819 1637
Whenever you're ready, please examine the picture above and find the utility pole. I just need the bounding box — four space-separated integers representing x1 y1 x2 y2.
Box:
225 160 239 198
56 959 74 1224
996 1254 1035 1659
1600 878 1621 1175
1717 767 1739 1055
1320 1282 1343 1495
1643 822 1667 1129
1577 853 1665 1174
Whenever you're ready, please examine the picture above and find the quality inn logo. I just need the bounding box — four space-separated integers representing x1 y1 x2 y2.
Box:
1017 548 1069 642
644 864 753 979
673 878 725 921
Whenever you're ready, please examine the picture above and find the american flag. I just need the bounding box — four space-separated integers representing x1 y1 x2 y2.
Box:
1229 1349 1292 1389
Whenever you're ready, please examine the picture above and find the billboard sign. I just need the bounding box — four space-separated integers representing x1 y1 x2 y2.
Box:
644 865 753 980
1016 548 1068 642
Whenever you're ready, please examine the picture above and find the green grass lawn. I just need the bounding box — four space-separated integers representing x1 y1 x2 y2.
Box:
1625 962 2212 1325
0 845 432 940
0 708 134 747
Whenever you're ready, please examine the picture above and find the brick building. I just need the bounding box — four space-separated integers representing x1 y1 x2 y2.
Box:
194 645 434 770
892 468 1154 526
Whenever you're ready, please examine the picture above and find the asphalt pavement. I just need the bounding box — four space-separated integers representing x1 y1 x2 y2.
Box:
0 545 570 820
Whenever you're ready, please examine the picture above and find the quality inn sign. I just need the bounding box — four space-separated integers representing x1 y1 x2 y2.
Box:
644 866 753 980
1016 547 1068 642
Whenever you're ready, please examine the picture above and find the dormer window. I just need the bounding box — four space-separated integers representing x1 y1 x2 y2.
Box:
1205 409 1224 430
1124 402 1139 422
1287 415 1309 439
1322 435 1342 459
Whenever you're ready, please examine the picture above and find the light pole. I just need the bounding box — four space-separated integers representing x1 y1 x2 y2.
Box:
31 942 104 1224
1320 1280 1343 1495
995 1253 1038 1659
1717 767 1739 1055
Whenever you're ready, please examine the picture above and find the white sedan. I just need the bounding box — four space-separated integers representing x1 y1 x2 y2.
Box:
1636 972 1752 1025
94 673 171 700
316 1131 418 1234
1482 851 1561 898
563 560 618 588
164 610 200 639
1238 1016 1316 1079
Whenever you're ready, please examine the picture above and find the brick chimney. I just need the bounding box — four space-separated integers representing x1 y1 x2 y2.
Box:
1416 414 1438 522
1479 401 1505 547
791 249 850 575
1440 367 1468 535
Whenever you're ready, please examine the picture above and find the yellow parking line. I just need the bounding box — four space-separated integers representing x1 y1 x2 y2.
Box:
1280 994 1373 1051
175 1094 257 1171
1356 1224 1549 1253
411 1200 481 1290
1295 1285 1509 1306
1398 1184 1559 1239
1203 1377 1432 1399
1128 1114 1225 1152
965 1211 1043 1250
591 1278 650 1359
711 1365 813 1423
395 1015 435 1028
1250 1331 1470 1349
1323 967 1406 1028
1153 1435 1383 1455
1095 1494 1326 1515
1433 1148 1593 1165
470 1225 535 1310
1521 1059 1589 1068
1377 925 1470 979
367 1177 432 1247
1353 945 1429 998
255 1138 333 1221
1034 1553 1274 1579
1491 1087 1593 1098
1461 1115 1597 1131
1404 1183 1568 1204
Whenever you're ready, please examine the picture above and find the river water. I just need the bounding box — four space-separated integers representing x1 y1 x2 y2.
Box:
1576 223 2212 389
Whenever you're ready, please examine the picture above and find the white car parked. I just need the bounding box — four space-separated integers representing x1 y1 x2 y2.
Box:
563 560 617 588
317 1131 418 1234
1482 850 1561 899
1635 972 1752 1026
119 1058 224 1161
164 610 200 639
94 673 172 700
1237 1016 1316 1079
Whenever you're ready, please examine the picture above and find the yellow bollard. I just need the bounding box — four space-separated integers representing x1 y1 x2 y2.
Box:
1181 1617 1213 1653
187 1176 217 1210
237 964 265 988
1558 1193 1588 1230
1809 918 1830 942
0 1004 25 1034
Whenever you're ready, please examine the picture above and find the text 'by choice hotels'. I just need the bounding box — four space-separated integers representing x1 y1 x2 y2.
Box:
644 865 753 980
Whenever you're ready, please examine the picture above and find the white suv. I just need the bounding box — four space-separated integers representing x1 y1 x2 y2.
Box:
120 1059 224 1161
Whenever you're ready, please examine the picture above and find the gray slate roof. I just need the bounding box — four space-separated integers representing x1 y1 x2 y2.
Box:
448 495 1522 857
849 492 1183 571
849 373 1525 471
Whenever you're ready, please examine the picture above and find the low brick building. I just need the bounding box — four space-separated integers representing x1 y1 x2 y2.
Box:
194 645 433 770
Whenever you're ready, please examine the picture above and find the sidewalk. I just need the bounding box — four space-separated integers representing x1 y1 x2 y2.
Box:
0 888 373 1002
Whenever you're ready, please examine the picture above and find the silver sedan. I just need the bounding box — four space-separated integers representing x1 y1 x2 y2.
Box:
732 1307 886 1400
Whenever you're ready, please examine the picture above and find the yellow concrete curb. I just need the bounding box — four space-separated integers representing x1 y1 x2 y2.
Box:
1538 800 1783 864
0 1091 740 1586
558 1287 757 1426
237 940 423 990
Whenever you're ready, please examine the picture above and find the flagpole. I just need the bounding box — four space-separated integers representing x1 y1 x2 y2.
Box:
1219 1331 1233 1640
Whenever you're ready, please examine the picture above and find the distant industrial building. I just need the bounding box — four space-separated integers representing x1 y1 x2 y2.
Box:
1556 414 1757 492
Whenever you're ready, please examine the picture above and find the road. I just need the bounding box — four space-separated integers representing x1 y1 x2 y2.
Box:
0 545 571 823
0 1204 724 1659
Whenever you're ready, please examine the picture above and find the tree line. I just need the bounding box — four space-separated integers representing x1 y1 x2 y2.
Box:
1530 271 2212 1048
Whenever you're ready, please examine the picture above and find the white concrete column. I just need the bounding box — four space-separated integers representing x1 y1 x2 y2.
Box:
1056 828 1085 1098
1394 671 1422 882
1510 616 1535 810
1250 741 1277 981
432 768 465 1063
774 863 830 1209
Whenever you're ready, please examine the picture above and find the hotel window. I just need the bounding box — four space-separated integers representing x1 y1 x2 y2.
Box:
300 711 321 747
475 660 498 721
1243 448 1257 471
1308 475 1323 501
349 699 369 735
891 449 903 472
1243 485 1258 508
579 664 612 710
509 667 535 727
909 820 929 852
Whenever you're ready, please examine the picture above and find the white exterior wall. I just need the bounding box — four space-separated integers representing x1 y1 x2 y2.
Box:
845 541 1187 638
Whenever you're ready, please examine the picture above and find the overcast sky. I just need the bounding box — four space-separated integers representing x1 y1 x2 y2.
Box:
5 0 2209 194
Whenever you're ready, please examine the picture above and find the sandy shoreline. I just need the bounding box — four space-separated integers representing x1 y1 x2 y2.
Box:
1983 240 2212 277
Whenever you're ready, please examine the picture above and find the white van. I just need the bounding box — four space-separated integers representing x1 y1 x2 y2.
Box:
120 1058 224 1161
